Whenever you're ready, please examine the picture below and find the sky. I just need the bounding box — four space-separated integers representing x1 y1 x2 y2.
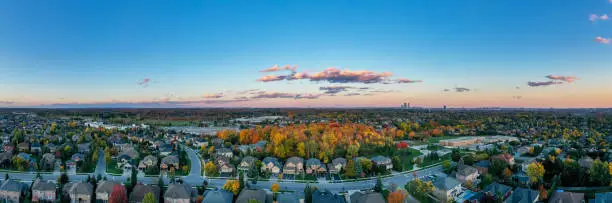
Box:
1 0 611 108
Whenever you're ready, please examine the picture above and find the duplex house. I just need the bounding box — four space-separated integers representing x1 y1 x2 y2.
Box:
261 157 282 174
283 157 304 175
306 158 327 175
370 156 393 170
433 177 462 202
62 182 93 203
130 184 160 203
164 183 195 203
0 180 26 203
95 181 122 202
238 156 257 171
32 179 56 202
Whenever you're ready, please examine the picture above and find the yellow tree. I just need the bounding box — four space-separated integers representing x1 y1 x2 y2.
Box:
223 179 241 195
526 162 545 183
387 190 406 203
271 183 280 193
503 168 513 180
204 162 217 176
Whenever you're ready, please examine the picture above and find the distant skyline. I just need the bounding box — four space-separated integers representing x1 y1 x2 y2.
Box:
1 1 612 108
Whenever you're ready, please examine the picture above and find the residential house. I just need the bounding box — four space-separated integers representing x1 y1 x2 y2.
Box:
164 183 195 203
283 157 304 175
483 182 513 201
456 165 479 185
504 187 539 203
39 153 56 170
474 160 490 174
0 152 12 167
30 142 42 154
492 154 515 166
203 189 233 203
433 177 462 202
215 148 233 158
71 153 84 162
277 193 299 203
130 184 160 203
218 163 235 175
235 189 273 203
3 145 14 153
32 178 56 202
306 158 327 174
17 142 29 152
46 143 58 153
329 158 347 174
349 191 385 203
95 181 122 202
211 138 224 147
138 155 158 171
312 190 346 203
192 138 208 148
161 155 179 171
77 142 91 154
579 156 594 168
238 156 257 171
0 179 26 203
370 156 393 170
261 157 282 174
1 134 9 144
62 182 93 203
548 191 584 203
159 144 173 156
592 192 612 203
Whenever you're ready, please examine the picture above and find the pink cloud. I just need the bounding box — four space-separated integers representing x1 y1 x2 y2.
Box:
257 75 288 82
203 93 224 99
546 75 578 83
595 36 610 44
308 67 393 84
527 81 563 87
260 65 297 72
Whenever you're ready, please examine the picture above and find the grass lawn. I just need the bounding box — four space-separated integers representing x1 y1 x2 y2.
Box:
396 148 422 171
106 160 123 174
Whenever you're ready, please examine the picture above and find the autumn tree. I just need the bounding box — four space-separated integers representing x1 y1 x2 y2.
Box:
223 179 241 195
387 190 406 203
344 159 356 178
589 159 611 186
109 185 127 203
503 168 513 181
142 192 156 203
271 182 280 193
526 162 545 183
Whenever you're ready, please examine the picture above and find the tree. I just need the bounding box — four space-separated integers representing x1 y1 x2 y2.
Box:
222 179 241 195
442 160 452 173
4 173 7 180
304 183 314 203
344 159 356 178
392 156 402 171
374 176 383 192
142 192 157 203
451 149 461 162
490 159 508 176
589 159 611 186
526 162 545 183
503 168 513 180
387 190 406 203
271 182 280 193
109 185 127 203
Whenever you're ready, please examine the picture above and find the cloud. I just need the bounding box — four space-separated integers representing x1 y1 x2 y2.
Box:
545 75 578 83
260 65 297 72
358 87 370 90
295 93 323 99
308 68 392 84
395 78 423 84
138 78 151 87
369 89 398 93
0 101 15 105
527 81 563 87
237 89 260 94
319 86 353 94
257 75 288 82
512 96 523 100
443 89 450 92
595 36 610 44
250 92 296 99
454 87 471 92
515 86 520 90
590 14 609 22
344 93 361 96
202 93 224 99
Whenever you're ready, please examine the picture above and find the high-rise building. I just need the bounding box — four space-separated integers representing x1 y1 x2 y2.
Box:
443 105 447 111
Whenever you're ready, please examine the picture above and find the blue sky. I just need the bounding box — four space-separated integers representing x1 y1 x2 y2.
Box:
1 0 611 108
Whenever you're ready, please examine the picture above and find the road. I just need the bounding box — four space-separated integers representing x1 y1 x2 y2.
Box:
1 145 443 196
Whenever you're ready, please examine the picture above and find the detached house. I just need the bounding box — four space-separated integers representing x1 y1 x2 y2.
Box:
95 181 123 202
138 155 158 171
161 155 179 171
40 153 56 170
30 142 42 154
238 156 257 171
283 157 304 175
77 142 91 154
329 158 347 174
131 184 160 203
370 156 393 170
32 179 56 202
164 183 196 203
492 153 515 166
0 179 26 203
306 158 327 175
433 177 462 202
17 142 29 152
62 182 93 203
261 157 282 174
215 148 233 158
456 165 479 185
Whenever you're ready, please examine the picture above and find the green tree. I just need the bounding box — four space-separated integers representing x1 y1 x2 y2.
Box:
142 192 157 203
374 176 383 192
442 160 452 173
589 159 611 186
526 162 545 183
490 159 508 176
344 159 356 178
